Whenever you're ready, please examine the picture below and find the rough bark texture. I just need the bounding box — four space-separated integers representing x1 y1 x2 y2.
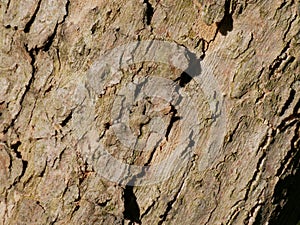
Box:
0 0 300 224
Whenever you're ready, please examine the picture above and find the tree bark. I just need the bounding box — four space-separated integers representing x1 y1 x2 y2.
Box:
0 0 299 224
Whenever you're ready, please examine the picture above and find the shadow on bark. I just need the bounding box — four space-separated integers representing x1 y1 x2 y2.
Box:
124 186 141 224
217 0 234 36
270 139 300 225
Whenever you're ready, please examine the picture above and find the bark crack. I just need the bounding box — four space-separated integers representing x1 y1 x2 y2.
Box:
243 200 263 225
42 23 58 51
268 40 291 78
60 110 73 127
283 13 297 42
4 46 36 133
10 141 28 186
173 49 201 87
279 88 296 116
278 113 300 132
60 0 70 26
24 0 42 33
5 0 11 13
157 155 196 225
164 105 180 141
226 127 276 224
143 0 154 26
270 122 300 225
276 122 300 177
123 185 141 224
226 200 244 224
140 201 156 219
216 0 234 36
244 146 269 201
157 178 186 225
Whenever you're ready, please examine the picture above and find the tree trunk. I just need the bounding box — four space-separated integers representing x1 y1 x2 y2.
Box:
0 0 299 224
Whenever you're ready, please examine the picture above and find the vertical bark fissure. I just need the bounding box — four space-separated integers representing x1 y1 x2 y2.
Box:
268 40 291 78
279 88 296 116
5 0 11 13
216 0 234 36
143 0 154 26
10 141 28 186
157 156 196 225
270 123 300 225
140 201 156 219
24 0 42 33
157 177 186 225
4 47 36 133
123 185 141 224
276 122 300 177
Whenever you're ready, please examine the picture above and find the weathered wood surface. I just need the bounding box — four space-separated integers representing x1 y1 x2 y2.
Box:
0 0 299 224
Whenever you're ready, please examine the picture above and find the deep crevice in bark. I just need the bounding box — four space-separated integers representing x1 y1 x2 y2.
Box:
252 208 264 225
140 201 155 219
276 123 299 177
4 46 36 133
60 111 73 127
174 50 201 87
61 0 70 25
282 55 296 72
123 185 141 224
143 0 154 26
10 141 22 158
175 71 193 88
271 164 300 225
157 175 186 225
279 89 296 116
278 114 300 132
293 98 300 114
268 40 291 78
216 0 233 36
5 0 11 13
10 141 28 185
269 123 300 225
43 23 58 51
165 105 180 141
24 0 42 33
244 202 263 225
